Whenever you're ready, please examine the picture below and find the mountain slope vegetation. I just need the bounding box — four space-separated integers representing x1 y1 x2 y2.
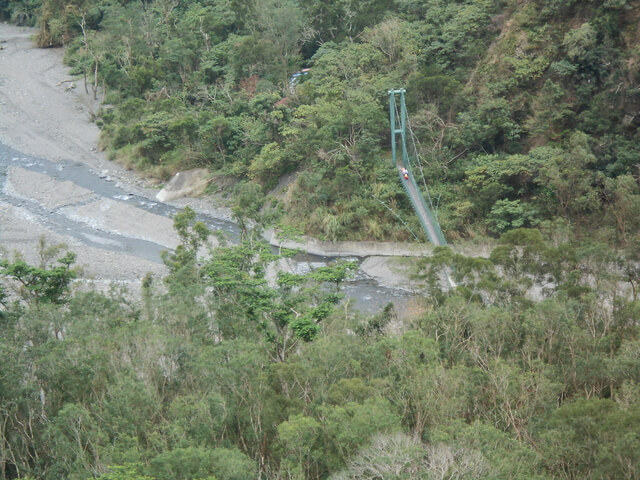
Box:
2 0 638 242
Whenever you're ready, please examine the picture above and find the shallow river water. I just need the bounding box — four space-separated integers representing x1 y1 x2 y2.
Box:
0 142 415 314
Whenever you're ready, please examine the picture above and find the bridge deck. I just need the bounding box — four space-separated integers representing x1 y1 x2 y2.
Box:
397 162 446 247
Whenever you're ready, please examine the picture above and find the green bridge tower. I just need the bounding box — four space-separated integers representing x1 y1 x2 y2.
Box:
388 89 447 246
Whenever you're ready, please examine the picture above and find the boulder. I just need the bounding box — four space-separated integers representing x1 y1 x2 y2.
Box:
156 168 210 202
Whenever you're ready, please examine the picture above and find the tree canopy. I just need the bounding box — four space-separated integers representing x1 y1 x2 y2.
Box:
1 224 639 479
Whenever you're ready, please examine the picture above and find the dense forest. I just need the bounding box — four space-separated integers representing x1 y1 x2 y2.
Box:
1 0 640 479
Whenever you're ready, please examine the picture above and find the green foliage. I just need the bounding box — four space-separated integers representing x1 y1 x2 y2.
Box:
231 181 266 234
0 0 39 24
320 397 402 467
187 240 354 357
308 261 358 289
149 447 254 480
0 242 77 305
540 399 640 479
2 232 640 480
248 142 290 187
563 22 598 63
487 199 538 234
457 97 522 152
525 80 574 138
161 206 211 291
277 414 321 479
95 464 155 480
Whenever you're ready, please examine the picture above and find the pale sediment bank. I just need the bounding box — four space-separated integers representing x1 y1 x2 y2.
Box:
263 228 492 259
263 229 493 289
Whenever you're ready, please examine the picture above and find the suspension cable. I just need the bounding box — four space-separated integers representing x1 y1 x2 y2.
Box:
405 108 439 214
371 194 420 241
391 97 440 230
347 150 420 242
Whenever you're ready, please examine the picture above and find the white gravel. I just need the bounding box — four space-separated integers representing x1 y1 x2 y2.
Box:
0 24 168 284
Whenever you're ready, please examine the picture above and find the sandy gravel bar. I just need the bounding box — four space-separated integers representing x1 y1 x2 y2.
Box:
6 166 96 208
64 199 180 249
0 200 167 281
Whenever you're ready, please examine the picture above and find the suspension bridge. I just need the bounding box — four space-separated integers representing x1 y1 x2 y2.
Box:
389 89 446 246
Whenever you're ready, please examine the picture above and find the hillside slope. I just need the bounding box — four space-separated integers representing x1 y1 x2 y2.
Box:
2 0 638 243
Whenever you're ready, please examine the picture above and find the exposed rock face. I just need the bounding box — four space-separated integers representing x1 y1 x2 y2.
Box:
156 168 210 202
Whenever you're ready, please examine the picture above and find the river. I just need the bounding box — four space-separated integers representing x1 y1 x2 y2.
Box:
0 141 417 314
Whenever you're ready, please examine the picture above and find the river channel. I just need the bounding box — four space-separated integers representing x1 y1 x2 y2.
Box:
0 141 416 314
